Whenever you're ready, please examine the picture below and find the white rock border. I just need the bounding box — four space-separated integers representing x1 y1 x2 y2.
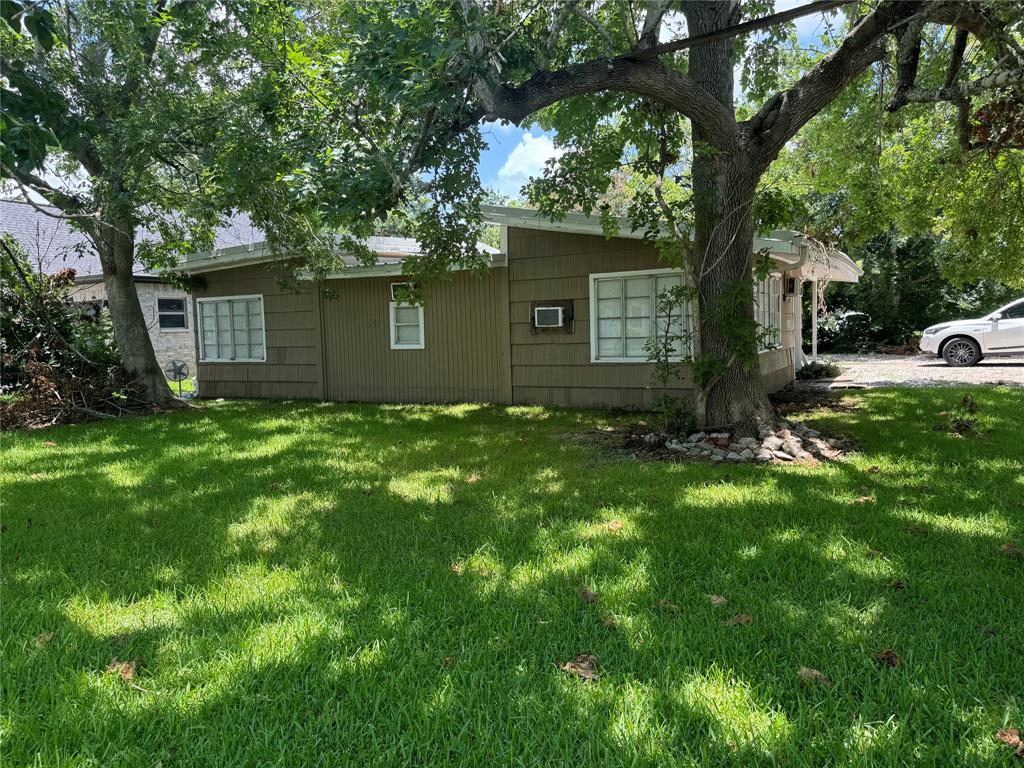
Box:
660 421 846 463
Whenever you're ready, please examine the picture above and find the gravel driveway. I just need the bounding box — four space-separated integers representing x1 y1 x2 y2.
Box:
807 353 1024 388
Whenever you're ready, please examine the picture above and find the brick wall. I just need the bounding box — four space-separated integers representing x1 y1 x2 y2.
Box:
70 280 197 377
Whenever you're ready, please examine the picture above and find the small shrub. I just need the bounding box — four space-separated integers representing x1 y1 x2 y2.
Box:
650 394 697 436
933 392 983 437
797 360 843 380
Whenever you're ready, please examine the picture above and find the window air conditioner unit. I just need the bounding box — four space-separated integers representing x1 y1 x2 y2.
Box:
534 306 565 328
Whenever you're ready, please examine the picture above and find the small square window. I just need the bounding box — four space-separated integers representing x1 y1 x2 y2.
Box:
157 297 187 330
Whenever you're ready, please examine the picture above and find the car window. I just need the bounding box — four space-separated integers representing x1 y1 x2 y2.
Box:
1000 302 1024 319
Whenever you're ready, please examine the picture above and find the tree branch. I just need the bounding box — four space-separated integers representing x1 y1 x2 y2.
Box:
485 58 737 149
942 29 968 89
623 0 852 61
0 163 88 215
746 3 895 164
898 70 1024 104
637 0 669 50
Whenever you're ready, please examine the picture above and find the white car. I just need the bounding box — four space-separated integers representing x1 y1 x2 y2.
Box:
920 297 1024 366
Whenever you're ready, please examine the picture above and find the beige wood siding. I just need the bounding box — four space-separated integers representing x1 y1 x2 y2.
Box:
507 227 794 407
319 268 511 403
194 265 324 399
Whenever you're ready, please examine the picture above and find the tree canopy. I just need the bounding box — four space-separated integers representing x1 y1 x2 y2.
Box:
1 0 287 401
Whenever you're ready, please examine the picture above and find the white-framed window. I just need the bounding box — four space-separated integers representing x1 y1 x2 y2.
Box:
589 269 690 363
197 295 266 362
157 297 188 330
389 301 424 349
754 275 782 350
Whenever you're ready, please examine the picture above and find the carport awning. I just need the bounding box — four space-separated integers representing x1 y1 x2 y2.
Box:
797 248 863 283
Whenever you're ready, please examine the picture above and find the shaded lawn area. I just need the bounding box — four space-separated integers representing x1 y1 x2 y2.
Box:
2 389 1022 767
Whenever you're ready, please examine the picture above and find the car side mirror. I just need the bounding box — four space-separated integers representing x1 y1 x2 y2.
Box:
990 313 1002 322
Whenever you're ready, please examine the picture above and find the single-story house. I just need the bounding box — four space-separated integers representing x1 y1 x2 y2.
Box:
1 198 262 377
176 206 861 407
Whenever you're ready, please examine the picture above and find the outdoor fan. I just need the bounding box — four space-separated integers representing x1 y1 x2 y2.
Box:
164 359 190 398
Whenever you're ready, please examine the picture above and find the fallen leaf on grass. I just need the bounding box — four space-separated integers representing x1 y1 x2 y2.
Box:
654 599 681 613
873 649 901 669
560 654 599 682
601 613 617 628
34 632 53 647
867 466 881 474
797 666 832 687
888 578 905 590
868 549 886 560
709 594 728 607
1001 543 1024 561
465 473 481 484
605 519 624 532
579 586 598 604
997 728 1021 747
43 441 57 447
450 562 463 575
996 729 1024 759
854 495 875 505
724 613 753 626
106 658 136 681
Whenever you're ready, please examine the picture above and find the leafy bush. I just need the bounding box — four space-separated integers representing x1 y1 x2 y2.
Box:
796 360 843 380
1 236 134 428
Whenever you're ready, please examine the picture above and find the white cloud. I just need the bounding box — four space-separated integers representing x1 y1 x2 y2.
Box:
495 133 563 196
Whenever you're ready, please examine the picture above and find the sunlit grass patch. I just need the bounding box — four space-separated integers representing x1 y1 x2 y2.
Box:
1 389 1021 766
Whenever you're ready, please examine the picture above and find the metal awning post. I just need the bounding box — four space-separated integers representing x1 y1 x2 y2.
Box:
811 279 819 363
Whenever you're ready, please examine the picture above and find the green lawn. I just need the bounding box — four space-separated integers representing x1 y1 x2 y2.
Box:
2 389 1022 767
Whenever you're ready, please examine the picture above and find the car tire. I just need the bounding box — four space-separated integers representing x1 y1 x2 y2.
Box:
941 336 981 366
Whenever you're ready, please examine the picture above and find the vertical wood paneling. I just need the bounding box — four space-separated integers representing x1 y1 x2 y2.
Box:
507 227 796 406
194 265 323 399
319 268 511 403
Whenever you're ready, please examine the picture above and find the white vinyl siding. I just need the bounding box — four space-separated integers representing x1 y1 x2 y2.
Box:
389 302 424 349
198 295 266 362
754 275 782 350
589 270 689 362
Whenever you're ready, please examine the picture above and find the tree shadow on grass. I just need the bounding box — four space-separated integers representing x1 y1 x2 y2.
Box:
2 390 1021 766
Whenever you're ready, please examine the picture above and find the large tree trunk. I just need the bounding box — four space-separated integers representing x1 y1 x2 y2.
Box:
96 219 177 406
686 1 776 435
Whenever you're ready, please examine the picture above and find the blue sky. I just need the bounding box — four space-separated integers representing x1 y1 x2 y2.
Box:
477 2 834 199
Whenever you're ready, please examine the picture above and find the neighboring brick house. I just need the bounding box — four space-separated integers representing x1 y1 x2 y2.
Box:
1 198 261 378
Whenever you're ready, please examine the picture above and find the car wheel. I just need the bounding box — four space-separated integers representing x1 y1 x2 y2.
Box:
942 337 981 366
